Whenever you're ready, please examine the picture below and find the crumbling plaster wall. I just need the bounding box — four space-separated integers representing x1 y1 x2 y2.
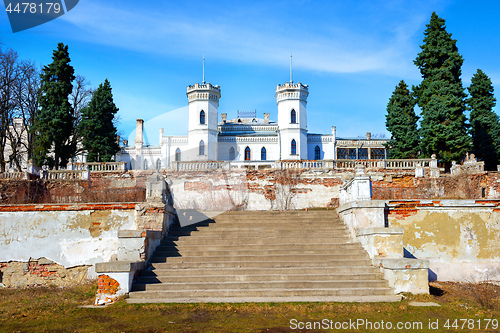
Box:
387 200 500 282
0 203 137 285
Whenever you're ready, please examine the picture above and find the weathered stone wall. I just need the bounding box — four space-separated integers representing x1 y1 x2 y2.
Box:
163 169 346 211
0 171 155 204
0 203 137 287
372 173 489 200
387 199 500 282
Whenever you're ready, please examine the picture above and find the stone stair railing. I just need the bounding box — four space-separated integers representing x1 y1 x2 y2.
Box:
337 165 430 294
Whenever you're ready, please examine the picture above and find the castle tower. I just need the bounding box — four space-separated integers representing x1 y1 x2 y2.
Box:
186 82 221 161
276 82 309 160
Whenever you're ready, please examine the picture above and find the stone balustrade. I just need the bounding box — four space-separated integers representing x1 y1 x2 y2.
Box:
70 162 127 172
170 161 230 171
0 172 26 180
41 170 89 180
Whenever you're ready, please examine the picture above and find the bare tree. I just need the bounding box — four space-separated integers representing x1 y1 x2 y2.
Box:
69 75 93 159
10 60 41 170
0 48 19 172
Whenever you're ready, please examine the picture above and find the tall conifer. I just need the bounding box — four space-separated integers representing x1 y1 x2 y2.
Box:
467 69 499 170
385 80 420 158
79 79 119 162
32 43 75 169
414 12 470 163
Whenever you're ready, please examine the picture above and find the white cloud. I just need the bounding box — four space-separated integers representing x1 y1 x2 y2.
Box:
60 1 432 78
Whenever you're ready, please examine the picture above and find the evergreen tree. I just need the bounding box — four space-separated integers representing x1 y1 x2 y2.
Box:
467 69 499 170
414 12 470 163
79 79 119 162
385 80 420 158
32 43 75 169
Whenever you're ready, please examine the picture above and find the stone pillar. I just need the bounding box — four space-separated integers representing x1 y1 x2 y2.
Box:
415 162 424 178
146 173 166 203
263 113 270 124
429 154 440 178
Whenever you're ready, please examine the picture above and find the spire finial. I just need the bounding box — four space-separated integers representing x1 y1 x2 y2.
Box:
202 55 206 84
290 53 293 83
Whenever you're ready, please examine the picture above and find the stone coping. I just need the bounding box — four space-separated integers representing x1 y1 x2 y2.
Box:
374 258 429 270
0 203 139 212
337 200 386 213
356 227 404 237
117 230 163 239
95 261 145 273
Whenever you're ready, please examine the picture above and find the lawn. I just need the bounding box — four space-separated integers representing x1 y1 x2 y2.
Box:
1 281 499 332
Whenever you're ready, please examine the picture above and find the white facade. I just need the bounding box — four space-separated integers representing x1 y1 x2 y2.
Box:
116 79 388 170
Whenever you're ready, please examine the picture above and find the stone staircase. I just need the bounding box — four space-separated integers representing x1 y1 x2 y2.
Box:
127 210 400 303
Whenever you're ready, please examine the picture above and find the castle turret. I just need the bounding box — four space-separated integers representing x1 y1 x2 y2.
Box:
186 82 221 161
276 82 308 160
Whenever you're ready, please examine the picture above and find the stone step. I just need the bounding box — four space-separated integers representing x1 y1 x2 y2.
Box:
126 295 402 303
164 236 352 245
140 266 381 276
168 229 350 237
153 248 367 257
127 287 394 299
150 259 373 269
150 253 369 263
174 223 347 230
212 217 342 223
136 273 384 283
132 280 389 292
155 242 364 252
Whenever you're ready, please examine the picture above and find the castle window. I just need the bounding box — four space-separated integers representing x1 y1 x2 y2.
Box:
156 158 161 170
291 109 297 124
261 147 267 161
291 139 297 155
371 148 385 160
200 110 205 124
175 148 181 161
245 147 251 161
358 148 368 159
199 140 205 155
314 146 321 160
144 159 148 170
229 147 235 160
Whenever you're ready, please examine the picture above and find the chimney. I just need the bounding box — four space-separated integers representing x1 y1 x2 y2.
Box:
159 128 164 145
221 113 227 124
116 135 120 145
135 119 144 146
366 132 371 140
264 113 270 124
123 139 128 147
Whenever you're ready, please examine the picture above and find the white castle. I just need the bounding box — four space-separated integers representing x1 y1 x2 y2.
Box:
116 78 389 170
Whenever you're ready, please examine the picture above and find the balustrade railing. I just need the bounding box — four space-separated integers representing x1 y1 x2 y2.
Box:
70 162 126 172
41 170 89 180
0 172 25 179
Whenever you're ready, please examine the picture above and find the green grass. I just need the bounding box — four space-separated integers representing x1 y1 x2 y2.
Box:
1 281 500 332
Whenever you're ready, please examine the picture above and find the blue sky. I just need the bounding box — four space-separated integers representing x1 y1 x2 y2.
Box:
1 0 499 144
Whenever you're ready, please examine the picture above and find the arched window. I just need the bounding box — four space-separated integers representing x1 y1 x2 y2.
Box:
200 110 205 124
199 140 205 155
261 147 267 161
290 109 297 124
156 158 162 170
244 147 251 161
144 159 148 170
175 148 181 161
314 146 321 160
229 147 235 160
291 139 297 155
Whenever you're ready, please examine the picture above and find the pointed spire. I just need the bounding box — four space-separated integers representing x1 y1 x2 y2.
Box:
202 55 205 84
290 53 293 83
